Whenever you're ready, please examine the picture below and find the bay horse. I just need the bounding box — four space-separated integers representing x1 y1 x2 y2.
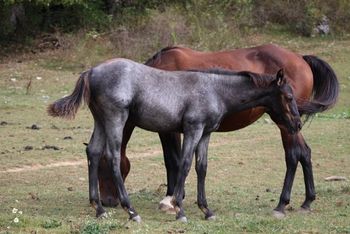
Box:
48 58 301 221
98 44 339 218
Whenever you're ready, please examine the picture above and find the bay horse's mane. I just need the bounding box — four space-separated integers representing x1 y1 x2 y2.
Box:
144 46 180 65
187 68 276 88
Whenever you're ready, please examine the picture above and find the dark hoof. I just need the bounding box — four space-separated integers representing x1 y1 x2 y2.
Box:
95 205 107 218
272 210 286 219
176 216 188 222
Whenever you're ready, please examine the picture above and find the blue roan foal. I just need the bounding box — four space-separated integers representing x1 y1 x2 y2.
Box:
48 58 301 222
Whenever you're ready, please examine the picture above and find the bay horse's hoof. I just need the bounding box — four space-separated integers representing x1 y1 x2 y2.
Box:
176 216 188 223
131 215 142 223
272 210 286 219
159 196 176 214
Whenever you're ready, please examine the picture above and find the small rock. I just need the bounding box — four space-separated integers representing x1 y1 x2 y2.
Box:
266 188 271 192
63 136 72 140
51 125 59 130
264 118 272 124
325 176 346 181
29 192 39 200
42 145 60 150
28 124 40 130
0 121 8 126
24 146 33 151
67 187 74 191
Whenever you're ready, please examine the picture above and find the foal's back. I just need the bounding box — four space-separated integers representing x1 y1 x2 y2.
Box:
89 59 233 132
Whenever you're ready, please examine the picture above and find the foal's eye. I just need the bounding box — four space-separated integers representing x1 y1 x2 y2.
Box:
286 94 293 101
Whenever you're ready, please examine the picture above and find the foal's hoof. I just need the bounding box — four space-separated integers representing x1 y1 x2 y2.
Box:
176 216 188 223
97 211 108 219
131 215 142 223
272 210 286 219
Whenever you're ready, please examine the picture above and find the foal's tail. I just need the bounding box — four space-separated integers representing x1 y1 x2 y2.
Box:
48 70 91 119
301 55 339 117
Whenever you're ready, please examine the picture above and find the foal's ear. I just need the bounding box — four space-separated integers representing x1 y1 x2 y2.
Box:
276 68 286 86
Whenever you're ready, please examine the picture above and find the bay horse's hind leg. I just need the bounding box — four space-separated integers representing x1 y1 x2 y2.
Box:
274 130 316 218
86 121 107 218
158 132 181 213
104 111 141 222
195 133 215 220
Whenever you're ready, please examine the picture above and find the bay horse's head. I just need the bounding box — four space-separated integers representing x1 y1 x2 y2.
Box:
267 69 302 134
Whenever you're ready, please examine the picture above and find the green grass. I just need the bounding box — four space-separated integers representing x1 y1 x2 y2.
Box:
0 33 349 233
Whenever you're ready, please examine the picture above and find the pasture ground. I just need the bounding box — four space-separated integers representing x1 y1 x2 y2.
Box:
0 34 349 233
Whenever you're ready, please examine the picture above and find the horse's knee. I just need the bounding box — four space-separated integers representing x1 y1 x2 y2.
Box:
299 143 312 164
86 144 102 160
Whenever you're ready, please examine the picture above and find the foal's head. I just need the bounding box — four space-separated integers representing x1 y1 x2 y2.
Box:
266 69 302 134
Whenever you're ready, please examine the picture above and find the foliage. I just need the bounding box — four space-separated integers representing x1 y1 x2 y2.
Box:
1 0 350 44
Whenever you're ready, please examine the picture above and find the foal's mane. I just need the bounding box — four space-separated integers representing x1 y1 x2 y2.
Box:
187 68 276 88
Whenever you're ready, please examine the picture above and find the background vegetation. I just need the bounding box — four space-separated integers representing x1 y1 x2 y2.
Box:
0 0 349 233
1 0 350 44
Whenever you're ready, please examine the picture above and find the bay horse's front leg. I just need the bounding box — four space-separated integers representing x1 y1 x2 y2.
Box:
274 130 315 218
158 132 181 213
195 133 215 220
172 127 204 222
99 121 134 207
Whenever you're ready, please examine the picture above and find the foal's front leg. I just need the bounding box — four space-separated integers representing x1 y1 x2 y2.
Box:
172 127 204 222
195 133 215 220
274 130 315 218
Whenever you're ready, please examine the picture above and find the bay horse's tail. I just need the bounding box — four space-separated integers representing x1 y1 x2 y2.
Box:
48 70 91 119
301 55 339 117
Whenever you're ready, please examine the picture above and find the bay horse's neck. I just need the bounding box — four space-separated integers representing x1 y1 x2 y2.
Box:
215 74 273 114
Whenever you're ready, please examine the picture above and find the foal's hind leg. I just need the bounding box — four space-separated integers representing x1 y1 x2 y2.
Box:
274 131 315 218
86 121 107 218
104 112 141 222
99 121 134 207
195 133 215 220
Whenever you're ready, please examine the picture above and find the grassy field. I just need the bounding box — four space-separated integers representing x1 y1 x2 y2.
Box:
0 33 349 233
